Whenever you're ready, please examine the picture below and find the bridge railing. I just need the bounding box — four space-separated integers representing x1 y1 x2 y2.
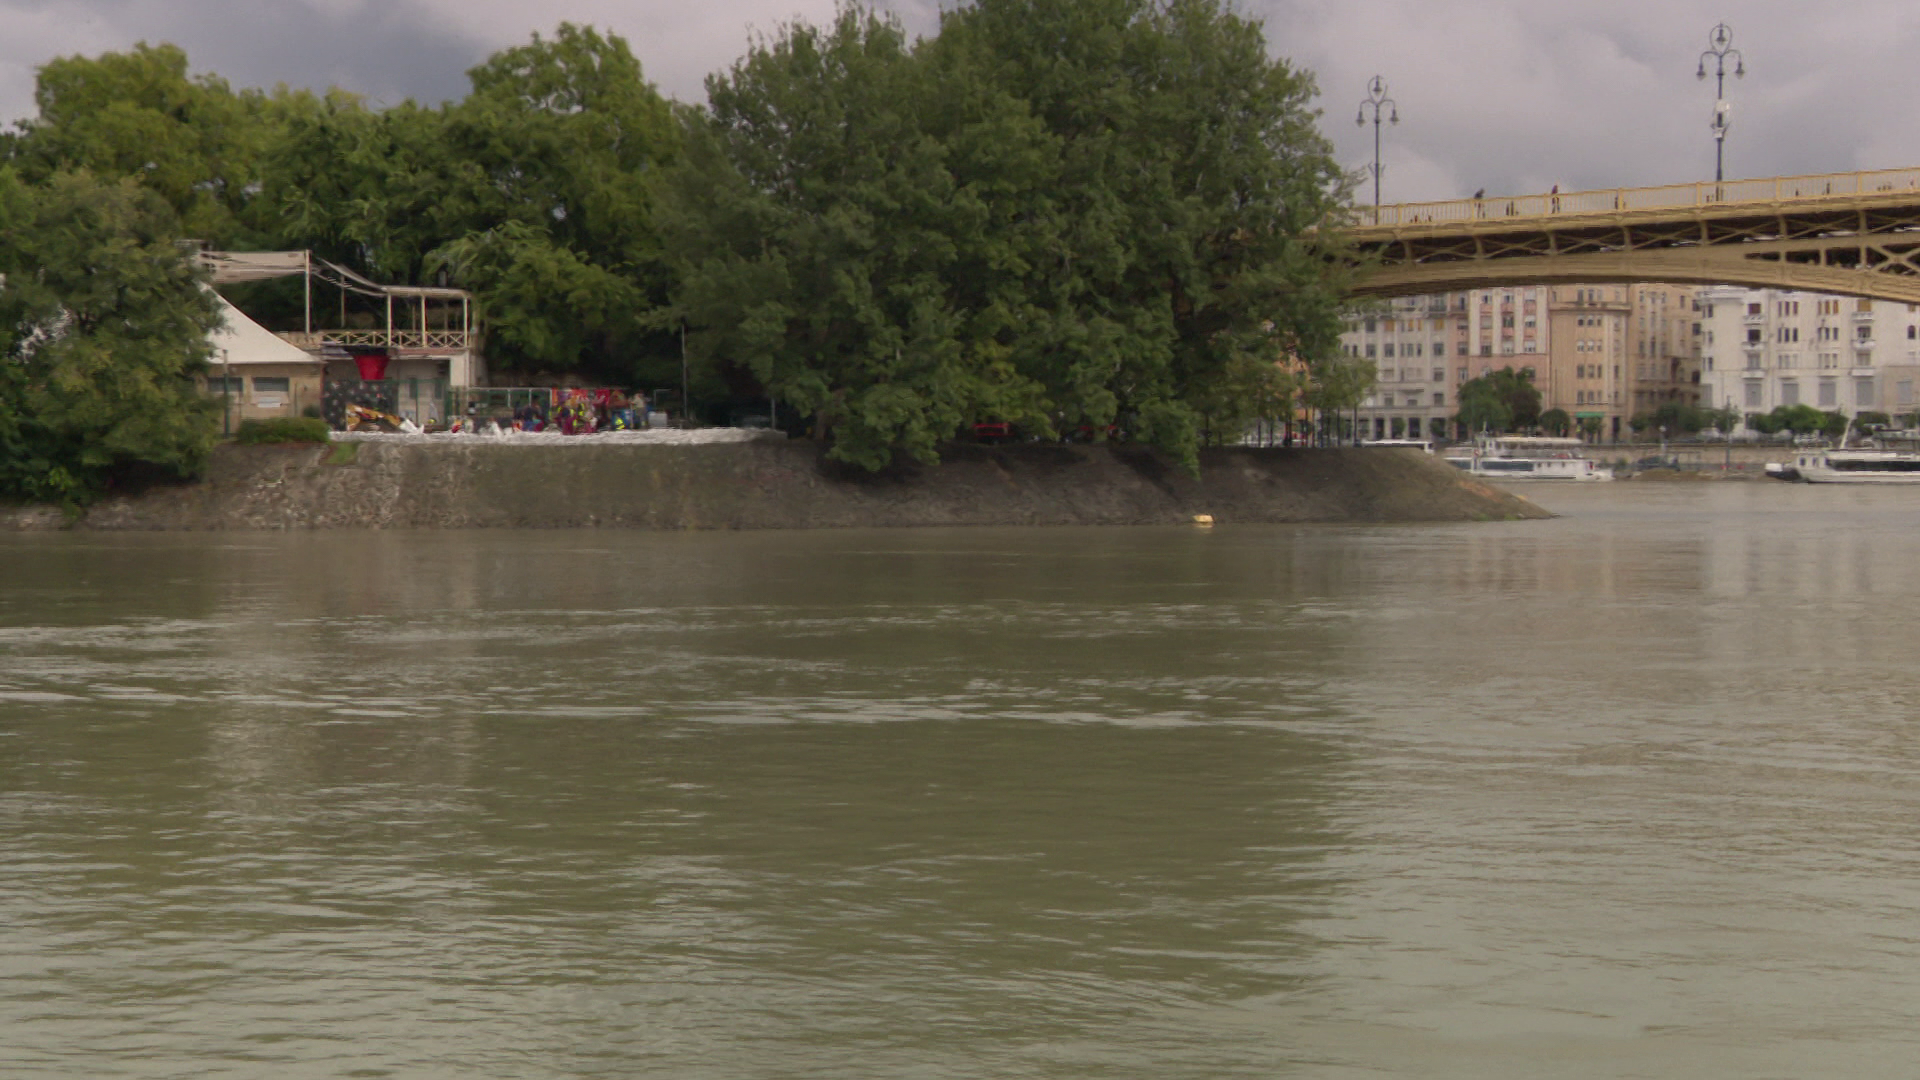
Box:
1354 165 1920 228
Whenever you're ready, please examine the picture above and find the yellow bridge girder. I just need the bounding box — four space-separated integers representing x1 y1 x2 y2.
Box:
1346 166 1920 304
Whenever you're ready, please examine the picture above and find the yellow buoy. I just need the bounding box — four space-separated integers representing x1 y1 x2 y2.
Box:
1192 514 1214 527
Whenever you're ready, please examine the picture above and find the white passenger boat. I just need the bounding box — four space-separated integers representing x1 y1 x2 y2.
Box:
1443 436 1614 481
1784 422 1920 483
1792 447 1920 483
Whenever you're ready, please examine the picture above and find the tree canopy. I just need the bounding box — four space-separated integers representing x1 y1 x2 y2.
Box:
0 169 222 504
1455 367 1541 434
660 0 1353 469
3 3 1363 485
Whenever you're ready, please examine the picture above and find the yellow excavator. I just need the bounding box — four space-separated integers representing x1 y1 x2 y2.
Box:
345 403 408 433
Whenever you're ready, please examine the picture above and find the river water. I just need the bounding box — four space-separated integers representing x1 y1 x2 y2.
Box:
5 482 1920 1078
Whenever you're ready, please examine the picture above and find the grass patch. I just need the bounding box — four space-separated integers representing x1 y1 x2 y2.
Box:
323 442 359 466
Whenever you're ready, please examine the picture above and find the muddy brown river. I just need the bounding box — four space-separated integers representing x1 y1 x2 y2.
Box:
5 481 1920 1077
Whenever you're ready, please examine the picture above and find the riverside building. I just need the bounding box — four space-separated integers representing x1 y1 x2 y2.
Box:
1345 283 1701 442
1698 287 1920 424
1343 287 1551 441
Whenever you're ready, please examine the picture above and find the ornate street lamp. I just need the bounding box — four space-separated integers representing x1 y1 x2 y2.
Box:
1356 75 1398 209
1697 23 1745 184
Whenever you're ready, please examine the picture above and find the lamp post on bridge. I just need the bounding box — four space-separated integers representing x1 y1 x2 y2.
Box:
1697 23 1745 185
1356 75 1398 210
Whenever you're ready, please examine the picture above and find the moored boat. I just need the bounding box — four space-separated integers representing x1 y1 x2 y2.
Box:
1444 436 1613 481
1787 422 1920 483
1793 447 1920 483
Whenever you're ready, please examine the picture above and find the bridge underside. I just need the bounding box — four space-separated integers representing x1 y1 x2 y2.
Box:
1349 192 1920 304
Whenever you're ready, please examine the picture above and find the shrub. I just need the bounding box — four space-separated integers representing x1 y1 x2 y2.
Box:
234 417 331 444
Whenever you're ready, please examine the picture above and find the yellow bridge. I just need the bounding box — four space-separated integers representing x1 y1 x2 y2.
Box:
1347 166 1920 303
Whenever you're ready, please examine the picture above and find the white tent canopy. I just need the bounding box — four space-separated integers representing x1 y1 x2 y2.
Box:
207 289 318 367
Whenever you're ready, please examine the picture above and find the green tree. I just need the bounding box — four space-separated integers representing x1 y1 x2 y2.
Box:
251 26 682 381
10 43 270 244
1455 366 1539 434
1701 402 1740 435
0 169 221 504
429 24 680 379
1650 400 1706 434
1757 403 1830 436
1538 407 1571 436
661 0 1350 470
1302 354 1375 442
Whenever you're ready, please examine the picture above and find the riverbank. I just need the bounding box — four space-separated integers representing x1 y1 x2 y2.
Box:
1 439 1548 530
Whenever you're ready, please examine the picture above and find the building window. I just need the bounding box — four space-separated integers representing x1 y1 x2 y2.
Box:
1365 344 1376 358
1899 380 1914 406
1745 382 1763 407
1432 368 1444 383
1857 378 1876 407
1432 392 1445 406
207 377 243 393
1383 344 1395 358
1819 380 1838 407
1780 381 1799 405
251 377 291 393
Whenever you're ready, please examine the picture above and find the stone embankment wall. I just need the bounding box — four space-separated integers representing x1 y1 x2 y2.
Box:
3 439 1549 530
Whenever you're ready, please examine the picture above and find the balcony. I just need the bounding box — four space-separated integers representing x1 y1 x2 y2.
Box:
280 329 474 352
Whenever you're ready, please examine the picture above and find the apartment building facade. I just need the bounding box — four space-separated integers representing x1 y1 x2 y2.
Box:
1343 286 1552 441
1698 287 1920 422
1346 283 1700 441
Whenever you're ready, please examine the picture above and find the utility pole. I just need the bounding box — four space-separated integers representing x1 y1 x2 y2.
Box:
1356 76 1399 212
1697 23 1745 186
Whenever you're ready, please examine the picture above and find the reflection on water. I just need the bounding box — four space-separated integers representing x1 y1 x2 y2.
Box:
5 483 1920 1076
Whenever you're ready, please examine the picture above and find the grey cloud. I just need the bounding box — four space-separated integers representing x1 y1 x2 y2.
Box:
7 0 1915 210
0 0 946 129
1262 0 1920 203
0 0 484 124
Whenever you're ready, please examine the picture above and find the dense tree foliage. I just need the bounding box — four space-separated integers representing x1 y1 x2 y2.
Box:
10 43 272 245
661 0 1352 469
252 25 682 380
1454 366 1541 434
0 169 221 504
1747 403 1846 438
1629 400 1708 435
3 3 1362 485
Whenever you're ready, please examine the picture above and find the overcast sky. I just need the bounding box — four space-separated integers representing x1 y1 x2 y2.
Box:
1 0 1910 204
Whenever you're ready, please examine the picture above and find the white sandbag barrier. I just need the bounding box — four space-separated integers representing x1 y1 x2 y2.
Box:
332 427 781 446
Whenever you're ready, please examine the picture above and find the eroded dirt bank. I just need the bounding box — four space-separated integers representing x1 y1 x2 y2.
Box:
3 439 1549 530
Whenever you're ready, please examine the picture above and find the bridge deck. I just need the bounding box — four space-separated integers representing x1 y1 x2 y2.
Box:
1351 166 1920 233
1345 166 1920 303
